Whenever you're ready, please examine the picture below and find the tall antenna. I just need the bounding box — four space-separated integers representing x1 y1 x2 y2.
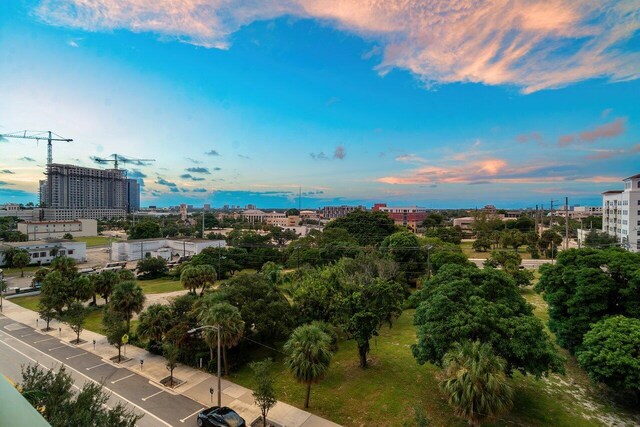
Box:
298 186 301 211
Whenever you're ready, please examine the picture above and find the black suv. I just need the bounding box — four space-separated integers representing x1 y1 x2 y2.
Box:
196 406 246 427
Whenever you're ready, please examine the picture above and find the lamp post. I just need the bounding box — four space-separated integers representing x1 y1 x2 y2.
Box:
188 325 221 406
424 245 433 280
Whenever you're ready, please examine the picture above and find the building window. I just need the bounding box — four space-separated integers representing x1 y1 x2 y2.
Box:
33 253 39 258
68 250 74 255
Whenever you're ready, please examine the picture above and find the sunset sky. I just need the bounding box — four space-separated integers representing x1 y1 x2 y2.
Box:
1 1 639 208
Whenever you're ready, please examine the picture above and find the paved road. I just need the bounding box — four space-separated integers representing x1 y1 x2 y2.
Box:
0 315 207 427
469 258 552 269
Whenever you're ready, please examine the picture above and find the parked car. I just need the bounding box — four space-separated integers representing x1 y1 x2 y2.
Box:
196 407 245 427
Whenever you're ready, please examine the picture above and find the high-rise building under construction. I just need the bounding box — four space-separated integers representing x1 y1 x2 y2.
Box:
39 163 139 220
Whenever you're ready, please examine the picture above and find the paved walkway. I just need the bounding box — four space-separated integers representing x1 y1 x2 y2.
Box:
0 299 340 427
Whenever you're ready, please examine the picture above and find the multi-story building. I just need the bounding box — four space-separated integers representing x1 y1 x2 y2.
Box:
372 203 428 230
321 205 365 219
40 163 129 220
0 204 40 221
602 173 640 252
127 179 140 213
18 219 98 241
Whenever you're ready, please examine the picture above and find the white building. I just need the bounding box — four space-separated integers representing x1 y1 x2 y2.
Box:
0 204 40 221
110 238 226 262
241 209 266 223
18 219 98 241
602 173 640 252
0 240 87 267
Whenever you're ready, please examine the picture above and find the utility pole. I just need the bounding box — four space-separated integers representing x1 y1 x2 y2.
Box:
534 204 538 235
565 196 569 250
202 211 205 239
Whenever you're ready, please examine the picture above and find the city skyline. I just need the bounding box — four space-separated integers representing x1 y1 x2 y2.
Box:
1 1 639 209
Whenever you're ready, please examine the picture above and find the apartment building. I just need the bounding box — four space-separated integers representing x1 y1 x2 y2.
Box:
321 205 365 219
602 173 640 252
40 163 135 220
372 203 428 230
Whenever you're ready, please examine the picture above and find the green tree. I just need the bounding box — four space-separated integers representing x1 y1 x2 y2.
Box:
584 230 619 248
71 275 95 303
413 264 563 377
50 256 78 281
94 270 120 304
0 278 6 313
251 359 277 427
180 264 216 295
110 281 145 333
163 342 180 387
41 270 73 315
500 229 524 251
200 302 244 375
381 231 426 285
324 209 397 246
62 232 74 240
137 304 172 344
576 316 640 395
538 229 562 258
536 248 640 353
217 273 294 344
103 307 128 362
12 250 30 277
136 256 168 279
64 301 88 344
32 267 50 287
440 341 513 427
129 221 162 239
19 364 141 427
424 226 463 245
284 324 333 409
472 235 492 252
261 261 282 285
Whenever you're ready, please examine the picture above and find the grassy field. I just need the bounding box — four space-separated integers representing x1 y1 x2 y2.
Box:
1 266 41 277
136 277 184 294
7 294 41 311
230 290 638 427
72 236 120 247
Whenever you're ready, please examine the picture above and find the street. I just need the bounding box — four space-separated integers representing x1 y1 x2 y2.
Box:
0 315 206 427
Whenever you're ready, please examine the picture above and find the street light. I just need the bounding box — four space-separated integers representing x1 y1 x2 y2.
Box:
424 245 433 280
188 325 221 407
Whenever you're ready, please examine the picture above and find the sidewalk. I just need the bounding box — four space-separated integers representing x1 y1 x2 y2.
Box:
0 299 341 427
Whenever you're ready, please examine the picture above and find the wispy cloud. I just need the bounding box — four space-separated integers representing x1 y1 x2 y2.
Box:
19 157 35 162
310 152 328 160
186 157 202 164
180 173 207 181
558 117 626 146
186 167 210 174
128 169 147 179
516 132 544 144
1 169 15 174
35 1 640 93
205 150 220 156
192 188 208 192
395 154 427 164
156 178 177 187
238 154 251 159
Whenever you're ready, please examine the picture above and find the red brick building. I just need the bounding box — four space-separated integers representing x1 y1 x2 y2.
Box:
372 203 428 231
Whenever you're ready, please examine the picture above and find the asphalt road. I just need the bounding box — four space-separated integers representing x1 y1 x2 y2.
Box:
0 315 206 427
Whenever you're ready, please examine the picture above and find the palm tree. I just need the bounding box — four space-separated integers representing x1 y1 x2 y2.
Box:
439 341 513 427
181 265 216 296
138 304 172 344
94 270 120 304
200 303 244 375
284 324 333 409
110 281 146 333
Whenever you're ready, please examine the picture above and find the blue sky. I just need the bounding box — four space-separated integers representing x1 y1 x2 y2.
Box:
1 1 639 209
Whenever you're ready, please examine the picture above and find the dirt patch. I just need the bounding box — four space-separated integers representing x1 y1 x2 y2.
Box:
160 376 184 388
110 355 132 364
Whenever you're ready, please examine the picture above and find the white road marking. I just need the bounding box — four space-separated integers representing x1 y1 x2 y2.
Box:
180 408 205 423
111 373 135 383
66 352 88 360
86 362 107 371
33 337 55 343
48 345 69 351
0 329 173 427
20 333 38 338
141 390 163 401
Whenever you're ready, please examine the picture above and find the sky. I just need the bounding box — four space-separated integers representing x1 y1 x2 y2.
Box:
1 0 639 209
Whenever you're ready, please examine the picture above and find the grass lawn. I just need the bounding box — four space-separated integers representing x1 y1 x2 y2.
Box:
136 277 184 294
459 241 544 260
72 236 120 247
8 294 41 311
1 266 41 277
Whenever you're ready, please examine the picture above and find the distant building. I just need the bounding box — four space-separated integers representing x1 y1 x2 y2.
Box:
241 209 267 223
245 204 257 210
0 204 40 221
602 173 640 252
110 238 226 262
18 219 98 241
0 240 86 267
321 205 365 219
372 203 427 230
203 204 211 211
41 163 128 220
126 179 140 213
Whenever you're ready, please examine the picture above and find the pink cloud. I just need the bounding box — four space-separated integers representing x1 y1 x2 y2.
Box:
558 117 626 146
579 117 626 142
35 1 640 93
584 149 625 160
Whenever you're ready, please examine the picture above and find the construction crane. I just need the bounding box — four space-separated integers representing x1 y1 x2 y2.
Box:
91 154 156 170
0 130 73 165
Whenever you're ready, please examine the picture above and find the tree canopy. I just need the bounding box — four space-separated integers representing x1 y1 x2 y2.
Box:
324 209 397 246
413 264 563 377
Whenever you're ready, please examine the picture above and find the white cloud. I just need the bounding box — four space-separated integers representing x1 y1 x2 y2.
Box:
36 0 640 93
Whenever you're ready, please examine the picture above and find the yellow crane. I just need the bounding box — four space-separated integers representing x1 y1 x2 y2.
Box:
0 130 72 165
